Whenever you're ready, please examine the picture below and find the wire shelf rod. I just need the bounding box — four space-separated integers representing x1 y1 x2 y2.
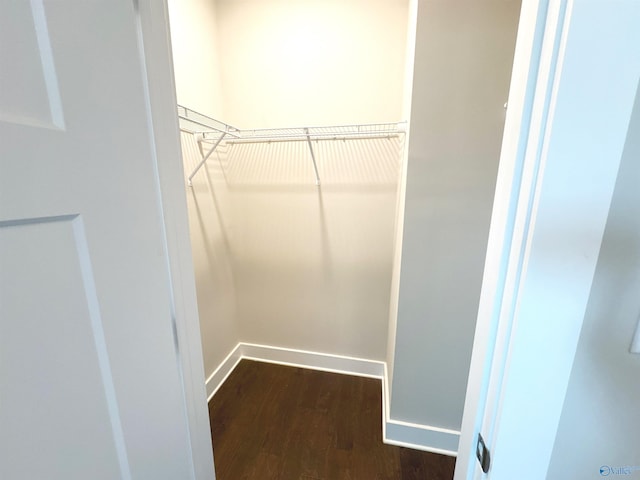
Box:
239 122 406 133
187 132 227 187
233 130 402 141
226 132 403 145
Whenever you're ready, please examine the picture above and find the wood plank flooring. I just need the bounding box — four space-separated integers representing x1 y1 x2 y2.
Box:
209 360 456 480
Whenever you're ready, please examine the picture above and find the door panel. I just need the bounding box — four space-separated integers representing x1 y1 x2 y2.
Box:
0 0 63 128
0 216 127 479
0 1 196 479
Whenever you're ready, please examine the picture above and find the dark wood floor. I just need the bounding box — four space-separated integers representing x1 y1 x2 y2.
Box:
209 360 456 480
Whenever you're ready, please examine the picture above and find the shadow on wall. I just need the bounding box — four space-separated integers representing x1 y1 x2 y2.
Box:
221 136 403 189
181 131 403 361
179 130 239 377
181 131 235 262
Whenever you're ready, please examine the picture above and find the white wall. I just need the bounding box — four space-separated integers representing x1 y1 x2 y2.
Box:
206 0 409 361
214 0 409 127
169 0 239 379
389 0 520 434
547 81 640 479
168 0 225 119
228 138 402 360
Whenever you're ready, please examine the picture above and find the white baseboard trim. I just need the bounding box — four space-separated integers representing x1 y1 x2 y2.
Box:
381 364 459 456
384 421 459 456
205 342 384 402
240 342 385 379
205 342 459 456
205 344 243 402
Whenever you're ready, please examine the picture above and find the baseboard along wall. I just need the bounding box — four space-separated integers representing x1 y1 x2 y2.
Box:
205 342 459 456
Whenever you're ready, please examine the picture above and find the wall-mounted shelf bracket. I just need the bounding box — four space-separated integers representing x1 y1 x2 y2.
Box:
304 128 321 186
187 132 227 187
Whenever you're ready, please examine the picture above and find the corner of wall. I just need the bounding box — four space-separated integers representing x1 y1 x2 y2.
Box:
381 361 460 457
386 0 420 404
205 343 243 401
167 0 226 118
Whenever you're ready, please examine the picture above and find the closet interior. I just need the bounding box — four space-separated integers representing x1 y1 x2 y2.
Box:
168 0 521 460
170 0 409 376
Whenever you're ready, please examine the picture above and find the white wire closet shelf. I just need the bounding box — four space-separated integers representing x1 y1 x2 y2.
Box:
177 105 406 186
178 105 240 138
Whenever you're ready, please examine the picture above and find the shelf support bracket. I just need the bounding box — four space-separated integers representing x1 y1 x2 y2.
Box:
187 132 227 186
304 128 321 186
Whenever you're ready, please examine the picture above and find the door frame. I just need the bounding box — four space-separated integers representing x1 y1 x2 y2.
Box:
454 0 640 478
135 2 215 479
453 0 555 476
135 0 640 479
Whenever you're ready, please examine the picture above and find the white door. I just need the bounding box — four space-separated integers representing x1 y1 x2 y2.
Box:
0 1 206 479
454 1 640 479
